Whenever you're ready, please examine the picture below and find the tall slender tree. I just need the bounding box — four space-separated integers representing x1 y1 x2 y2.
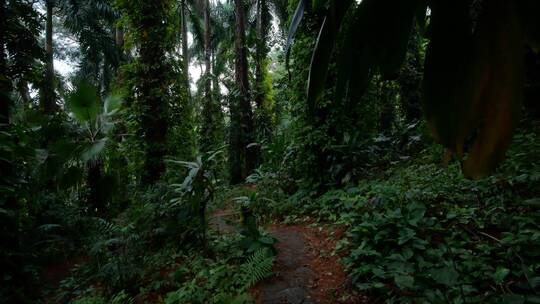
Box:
41 0 56 114
254 0 273 143
200 0 215 152
0 0 8 123
180 0 190 96
229 0 256 183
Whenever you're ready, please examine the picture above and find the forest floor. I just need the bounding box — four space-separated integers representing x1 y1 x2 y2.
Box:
210 209 366 304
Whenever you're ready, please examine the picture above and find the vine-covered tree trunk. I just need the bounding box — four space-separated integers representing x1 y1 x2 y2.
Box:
0 0 21 298
0 0 10 123
211 49 224 148
254 0 272 144
41 0 56 114
181 0 190 97
229 0 256 184
255 0 265 109
119 0 173 185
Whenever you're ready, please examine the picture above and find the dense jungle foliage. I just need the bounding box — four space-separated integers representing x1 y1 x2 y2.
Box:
1 0 540 303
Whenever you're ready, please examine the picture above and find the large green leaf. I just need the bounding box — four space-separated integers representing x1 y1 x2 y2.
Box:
104 95 123 115
81 138 107 162
429 266 459 286
66 82 100 123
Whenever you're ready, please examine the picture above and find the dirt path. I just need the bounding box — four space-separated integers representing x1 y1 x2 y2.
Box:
210 209 365 304
251 224 364 304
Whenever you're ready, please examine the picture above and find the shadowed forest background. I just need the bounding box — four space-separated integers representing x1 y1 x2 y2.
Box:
1 0 540 303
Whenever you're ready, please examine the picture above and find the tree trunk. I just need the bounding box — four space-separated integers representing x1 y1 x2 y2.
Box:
230 0 256 183
135 0 171 185
254 0 272 143
0 0 11 123
115 26 124 48
255 0 265 109
41 0 56 114
87 159 104 215
211 49 224 149
200 0 215 153
17 80 31 104
0 1 21 299
181 0 190 96
203 0 211 103
211 51 221 107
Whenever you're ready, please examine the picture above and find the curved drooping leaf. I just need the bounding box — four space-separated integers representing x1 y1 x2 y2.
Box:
307 0 353 113
285 0 306 73
333 0 418 105
423 0 525 178
66 82 100 123
463 0 525 178
422 0 480 153
376 0 419 79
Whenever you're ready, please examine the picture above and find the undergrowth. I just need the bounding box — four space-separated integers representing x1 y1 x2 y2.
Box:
279 130 540 303
48 177 275 304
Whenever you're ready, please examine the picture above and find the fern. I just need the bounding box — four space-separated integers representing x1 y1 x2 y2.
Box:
239 248 274 287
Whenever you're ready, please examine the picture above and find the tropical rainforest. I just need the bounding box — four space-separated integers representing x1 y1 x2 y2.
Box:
1 0 540 303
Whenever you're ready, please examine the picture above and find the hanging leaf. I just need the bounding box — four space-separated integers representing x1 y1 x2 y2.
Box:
333 0 418 105
65 81 100 123
285 0 306 74
463 0 525 179
422 0 480 153
307 0 353 113
423 0 526 178
376 0 419 79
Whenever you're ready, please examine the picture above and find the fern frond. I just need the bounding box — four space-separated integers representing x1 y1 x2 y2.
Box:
240 248 274 287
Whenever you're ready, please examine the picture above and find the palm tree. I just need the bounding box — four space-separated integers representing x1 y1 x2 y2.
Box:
60 0 121 94
65 82 122 214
